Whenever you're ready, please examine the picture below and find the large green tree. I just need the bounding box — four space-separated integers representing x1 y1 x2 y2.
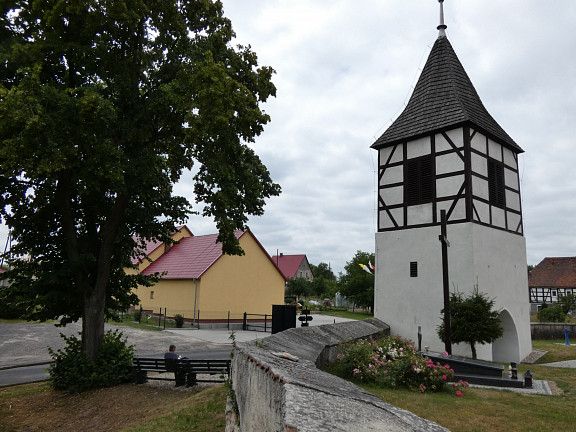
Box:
437 288 503 359
310 262 336 298
338 251 374 312
0 0 280 359
285 277 311 299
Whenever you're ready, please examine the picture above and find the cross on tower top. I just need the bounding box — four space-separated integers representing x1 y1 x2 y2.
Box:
437 0 447 37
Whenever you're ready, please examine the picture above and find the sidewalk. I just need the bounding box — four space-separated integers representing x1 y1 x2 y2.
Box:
164 313 356 344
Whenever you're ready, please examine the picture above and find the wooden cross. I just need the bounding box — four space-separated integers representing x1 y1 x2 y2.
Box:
439 209 452 355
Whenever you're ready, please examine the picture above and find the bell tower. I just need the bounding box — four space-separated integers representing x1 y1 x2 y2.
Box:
372 0 531 362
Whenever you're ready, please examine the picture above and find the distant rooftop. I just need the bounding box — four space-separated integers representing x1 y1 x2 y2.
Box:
529 257 576 288
271 254 308 279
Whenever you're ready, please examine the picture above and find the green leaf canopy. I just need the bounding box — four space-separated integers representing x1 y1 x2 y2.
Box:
0 0 280 358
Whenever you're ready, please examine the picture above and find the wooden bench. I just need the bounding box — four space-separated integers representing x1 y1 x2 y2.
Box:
132 357 231 387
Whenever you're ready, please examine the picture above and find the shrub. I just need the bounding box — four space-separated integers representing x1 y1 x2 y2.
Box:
174 314 185 328
332 335 466 395
0 286 28 319
538 304 566 322
48 329 134 393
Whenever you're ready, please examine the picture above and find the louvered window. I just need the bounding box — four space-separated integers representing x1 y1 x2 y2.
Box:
488 159 505 208
406 156 434 205
410 261 418 277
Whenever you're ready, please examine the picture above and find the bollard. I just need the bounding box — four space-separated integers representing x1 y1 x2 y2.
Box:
524 370 533 388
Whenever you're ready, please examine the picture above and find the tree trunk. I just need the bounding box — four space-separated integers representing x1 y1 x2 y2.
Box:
81 193 130 360
470 342 477 359
83 286 106 360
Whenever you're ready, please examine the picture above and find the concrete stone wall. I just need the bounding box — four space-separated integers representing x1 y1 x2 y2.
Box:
225 319 450 432
531 322 576 340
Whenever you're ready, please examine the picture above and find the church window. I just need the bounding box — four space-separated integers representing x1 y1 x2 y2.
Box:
488 159 505 208
405 156 434 205
410 261 418 277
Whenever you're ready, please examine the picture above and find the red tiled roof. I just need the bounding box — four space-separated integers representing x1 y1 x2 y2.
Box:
131 238 163 265
142 231 244 279
528 257 576 288
271 254 306 279
131 226 193 265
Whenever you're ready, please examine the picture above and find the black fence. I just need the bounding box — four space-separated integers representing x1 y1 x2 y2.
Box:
125 307 281 331
242 313 272 333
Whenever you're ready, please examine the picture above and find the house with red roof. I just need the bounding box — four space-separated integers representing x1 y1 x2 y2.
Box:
271 253 314 281
529 257 576 312
130 226 286 320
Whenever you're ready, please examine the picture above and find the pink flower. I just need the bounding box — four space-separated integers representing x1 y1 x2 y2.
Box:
353 368 360 375
442 375 447 380
456 391 463 397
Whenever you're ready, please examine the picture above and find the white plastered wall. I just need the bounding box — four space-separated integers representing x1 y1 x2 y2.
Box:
374 223 532 362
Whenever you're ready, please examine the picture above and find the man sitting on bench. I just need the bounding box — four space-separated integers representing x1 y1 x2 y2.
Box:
164 344 180 360
164 344 186 386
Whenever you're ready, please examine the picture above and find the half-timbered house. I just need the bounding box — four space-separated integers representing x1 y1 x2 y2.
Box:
529 257 576 312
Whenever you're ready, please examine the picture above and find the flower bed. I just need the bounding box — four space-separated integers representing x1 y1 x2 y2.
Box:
331 335 468 396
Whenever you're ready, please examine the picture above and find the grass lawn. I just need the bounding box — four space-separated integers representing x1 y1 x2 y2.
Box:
319 309 374 320
1 340 574 431
0 316 173 331
111 318 166 332
0 382 226 432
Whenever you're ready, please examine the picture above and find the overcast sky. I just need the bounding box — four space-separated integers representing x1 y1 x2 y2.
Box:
198 0 576 275
2 0 575 276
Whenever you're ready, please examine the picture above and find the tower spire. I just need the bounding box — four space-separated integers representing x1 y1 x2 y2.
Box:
437 0 447 37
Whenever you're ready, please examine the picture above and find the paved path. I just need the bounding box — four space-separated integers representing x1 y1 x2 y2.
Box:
539 360 576 368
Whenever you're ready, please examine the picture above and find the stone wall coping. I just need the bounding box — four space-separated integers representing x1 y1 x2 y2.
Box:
227 318 449 432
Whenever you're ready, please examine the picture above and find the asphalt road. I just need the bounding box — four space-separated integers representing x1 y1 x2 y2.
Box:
0 321 232 387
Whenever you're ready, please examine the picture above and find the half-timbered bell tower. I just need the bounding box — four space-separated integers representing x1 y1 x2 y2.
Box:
372 1 532 362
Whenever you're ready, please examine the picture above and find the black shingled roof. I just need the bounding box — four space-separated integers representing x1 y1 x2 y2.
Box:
371 36 523 153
